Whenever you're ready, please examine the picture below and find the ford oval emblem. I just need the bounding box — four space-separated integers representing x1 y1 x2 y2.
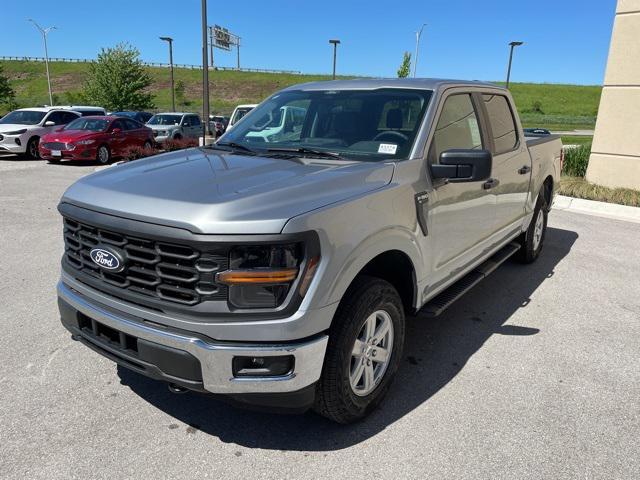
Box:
89 247 125 272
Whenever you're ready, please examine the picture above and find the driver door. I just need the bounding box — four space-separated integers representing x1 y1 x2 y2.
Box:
424 91 497 290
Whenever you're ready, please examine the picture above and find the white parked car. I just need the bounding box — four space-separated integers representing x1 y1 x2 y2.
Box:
226 104 257 131
245 105 306 143
0 107 100 159
146 113 202 143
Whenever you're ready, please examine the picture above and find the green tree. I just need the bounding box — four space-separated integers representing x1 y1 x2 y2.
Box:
174 79 191 107
83 43 155 111
397 52 412 78
0 63 15 107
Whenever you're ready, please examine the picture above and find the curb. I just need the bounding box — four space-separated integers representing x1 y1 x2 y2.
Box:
553 195 640 224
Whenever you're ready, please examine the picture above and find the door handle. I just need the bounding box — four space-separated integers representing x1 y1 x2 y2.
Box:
482 178 500 190
518 165 531 175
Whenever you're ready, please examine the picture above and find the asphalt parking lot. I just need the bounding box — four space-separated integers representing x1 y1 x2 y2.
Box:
1 155 639 479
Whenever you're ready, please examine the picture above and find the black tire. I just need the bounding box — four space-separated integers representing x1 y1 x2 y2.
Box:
143 140 152 150
314 276 405 424
173 133 182 140
26 137 40 159
96 144 111 164
517 193 548 264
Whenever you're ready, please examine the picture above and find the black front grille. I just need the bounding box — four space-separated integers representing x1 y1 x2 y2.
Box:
63 217 228 306
42 142 71 150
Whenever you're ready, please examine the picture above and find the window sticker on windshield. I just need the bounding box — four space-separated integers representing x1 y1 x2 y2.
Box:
378 143 398 154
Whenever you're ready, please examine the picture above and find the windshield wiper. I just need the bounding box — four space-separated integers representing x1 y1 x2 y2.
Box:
212 141 256 154
265 147 344 160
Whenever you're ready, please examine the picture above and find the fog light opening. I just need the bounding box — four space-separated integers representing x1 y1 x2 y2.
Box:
232 355 294 377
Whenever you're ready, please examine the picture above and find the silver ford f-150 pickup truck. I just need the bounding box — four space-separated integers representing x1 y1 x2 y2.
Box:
57 79 562 423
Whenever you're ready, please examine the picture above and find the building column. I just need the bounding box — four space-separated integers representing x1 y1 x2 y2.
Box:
586 0 640 190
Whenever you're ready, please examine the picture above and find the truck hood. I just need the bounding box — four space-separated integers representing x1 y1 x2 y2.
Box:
148 124 178 131
60 147 394 234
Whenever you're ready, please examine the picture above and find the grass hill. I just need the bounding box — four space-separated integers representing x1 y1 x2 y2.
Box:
1 60 601 131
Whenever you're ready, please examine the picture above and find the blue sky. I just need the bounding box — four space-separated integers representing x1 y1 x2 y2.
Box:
1 0 617 85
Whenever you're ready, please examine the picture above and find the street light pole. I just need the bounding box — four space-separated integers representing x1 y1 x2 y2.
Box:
159 37 175 112
329 39 340 80
28 19 56 105
505 41 524 89
413 23 426 78
201 0 211 139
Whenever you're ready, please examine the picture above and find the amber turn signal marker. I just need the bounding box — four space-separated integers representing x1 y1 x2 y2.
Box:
299 256 320 297
217 268 299 285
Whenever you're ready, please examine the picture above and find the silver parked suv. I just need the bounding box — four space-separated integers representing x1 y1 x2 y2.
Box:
57 79 561 423
146 112 202 143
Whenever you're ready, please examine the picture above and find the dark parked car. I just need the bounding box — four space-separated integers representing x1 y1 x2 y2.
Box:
111 111 154 124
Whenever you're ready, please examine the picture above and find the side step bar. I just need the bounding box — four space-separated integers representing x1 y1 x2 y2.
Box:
419 241 521 317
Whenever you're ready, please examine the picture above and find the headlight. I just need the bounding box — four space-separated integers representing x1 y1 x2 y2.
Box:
4 129 27 135
74 139 96 146
217 243 318 309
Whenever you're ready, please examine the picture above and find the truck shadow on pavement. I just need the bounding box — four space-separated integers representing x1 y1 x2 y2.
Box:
118 226 578 451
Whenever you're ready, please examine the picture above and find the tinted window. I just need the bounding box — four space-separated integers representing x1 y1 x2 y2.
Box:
62 112 80 124
190 115 201 126
111 120 126 131
64 118 109 132
45 111 68 125
482 94 518 154
148 114 182 126
223 89 432 161
430 94 482 163
0 110 47 125
123 119 141 130
181 116 191 127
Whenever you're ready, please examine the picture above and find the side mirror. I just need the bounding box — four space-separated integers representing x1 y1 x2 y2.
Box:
111 128 122 135
44 121 55 127
430 149 492 183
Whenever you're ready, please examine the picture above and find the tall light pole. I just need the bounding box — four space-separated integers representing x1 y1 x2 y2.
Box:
201 0 211 139
413 23 426 78
506 41 524 89
159 37 175 112
28 19 56 105
329 39 340 79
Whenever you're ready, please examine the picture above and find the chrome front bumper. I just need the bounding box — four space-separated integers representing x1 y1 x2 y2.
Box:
57 281 328 394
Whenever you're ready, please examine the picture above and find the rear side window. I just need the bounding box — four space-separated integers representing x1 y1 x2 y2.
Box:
429 94 482 164
123 119 141 130
482 94 518 154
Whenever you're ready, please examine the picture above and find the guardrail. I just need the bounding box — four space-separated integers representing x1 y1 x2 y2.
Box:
0 56 301 74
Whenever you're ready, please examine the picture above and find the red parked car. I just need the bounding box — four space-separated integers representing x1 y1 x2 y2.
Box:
39 116 154 164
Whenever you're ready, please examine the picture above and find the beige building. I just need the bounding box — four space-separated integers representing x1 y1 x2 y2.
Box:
586 0 640 190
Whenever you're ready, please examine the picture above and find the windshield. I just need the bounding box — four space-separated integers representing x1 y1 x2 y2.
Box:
221 89 432 161
0 110 47 125
230 107 253 125
112 111 135 118
63 118 109 132
148 114 182 126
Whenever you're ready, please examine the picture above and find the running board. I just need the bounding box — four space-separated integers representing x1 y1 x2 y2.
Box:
419 241 521 317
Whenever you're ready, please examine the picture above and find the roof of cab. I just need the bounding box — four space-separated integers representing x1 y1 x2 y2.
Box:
281 78 502 92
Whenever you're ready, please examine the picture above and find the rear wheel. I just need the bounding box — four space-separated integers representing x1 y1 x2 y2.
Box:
518 193 548 263
97 145 111 164
143 140 152 150
314 276 405 424
26 137 40 159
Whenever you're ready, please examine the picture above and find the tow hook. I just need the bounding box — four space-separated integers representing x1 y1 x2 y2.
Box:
167 383 189 394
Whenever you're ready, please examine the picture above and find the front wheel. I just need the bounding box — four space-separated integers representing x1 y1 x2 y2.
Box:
96 145 111 164
314 276 405 423
26 137 40 159
518 194 548 263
